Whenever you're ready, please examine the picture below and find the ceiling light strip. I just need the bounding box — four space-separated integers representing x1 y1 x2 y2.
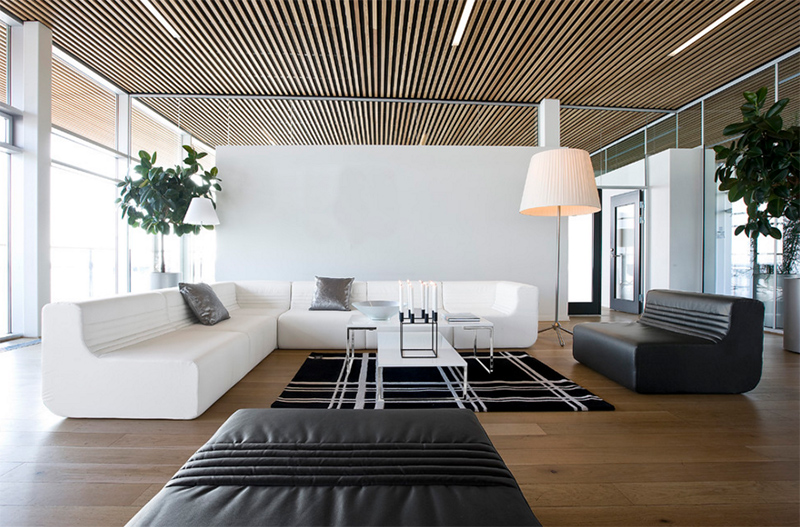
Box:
669 0 753 57
452 0 476 46
141 0 181 39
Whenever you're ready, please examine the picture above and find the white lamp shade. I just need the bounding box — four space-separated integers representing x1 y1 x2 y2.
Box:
519 148 601 217
183 197 220 225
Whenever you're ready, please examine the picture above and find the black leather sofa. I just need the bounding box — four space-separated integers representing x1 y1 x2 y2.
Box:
126 408 540 526
573 290 764 394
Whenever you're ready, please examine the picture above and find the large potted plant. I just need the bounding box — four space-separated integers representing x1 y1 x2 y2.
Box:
117 145 222 289
714 87 799 352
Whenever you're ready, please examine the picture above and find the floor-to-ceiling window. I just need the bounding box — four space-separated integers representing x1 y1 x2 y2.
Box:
0 23 11 334
129 103 183 292
49 55 122 302
0 151 9 335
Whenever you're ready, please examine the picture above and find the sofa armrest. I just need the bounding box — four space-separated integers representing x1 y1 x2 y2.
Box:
492 281 538 316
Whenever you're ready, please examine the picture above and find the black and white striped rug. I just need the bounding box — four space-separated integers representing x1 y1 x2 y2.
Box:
271 351 614 412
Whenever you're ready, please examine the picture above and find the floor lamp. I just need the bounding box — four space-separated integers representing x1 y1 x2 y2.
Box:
183 197 220 281
519 148 601 346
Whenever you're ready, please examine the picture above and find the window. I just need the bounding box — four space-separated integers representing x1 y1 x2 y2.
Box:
646 115 677 157
50 164 118 302
52 56 117 148
0 152 8 334
131 104 181 168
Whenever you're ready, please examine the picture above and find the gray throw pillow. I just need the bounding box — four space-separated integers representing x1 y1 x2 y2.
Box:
309 276 355 311
179 282 231 325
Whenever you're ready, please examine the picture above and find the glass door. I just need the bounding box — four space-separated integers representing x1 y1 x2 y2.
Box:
610 191 642 314
568 190 602 315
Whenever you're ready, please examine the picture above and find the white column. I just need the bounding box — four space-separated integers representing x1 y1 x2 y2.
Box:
117 93 131 293
9 22 52 337
538 98 561 148
538 98 569 322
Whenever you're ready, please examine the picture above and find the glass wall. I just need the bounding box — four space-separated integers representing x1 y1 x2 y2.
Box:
129 102 184 291
50 53 122 302
50 162 118 301
0 24 9 333
0 152 8 334
590 50 800 330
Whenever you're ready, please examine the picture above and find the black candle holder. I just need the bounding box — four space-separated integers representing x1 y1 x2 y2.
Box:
398 309 439 358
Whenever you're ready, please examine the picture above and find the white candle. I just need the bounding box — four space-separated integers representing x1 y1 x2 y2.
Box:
398 280 403 315
407 280 414 316
421 280 427 314
432 282 438 313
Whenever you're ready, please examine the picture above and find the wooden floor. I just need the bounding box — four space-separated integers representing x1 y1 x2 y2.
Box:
0 313 798 527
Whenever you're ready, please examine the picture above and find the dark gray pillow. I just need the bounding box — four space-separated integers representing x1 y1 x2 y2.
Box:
309 276 355 311
179 282 230 325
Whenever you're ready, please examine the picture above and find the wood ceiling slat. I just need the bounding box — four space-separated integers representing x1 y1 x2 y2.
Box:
15 0 796 151
174 1 257 95
223 2 283 95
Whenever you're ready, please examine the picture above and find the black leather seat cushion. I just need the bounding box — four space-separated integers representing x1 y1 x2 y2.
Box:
127 409 540 526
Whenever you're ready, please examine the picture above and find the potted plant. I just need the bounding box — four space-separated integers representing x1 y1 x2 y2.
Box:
714 87 799 351
117 145 222 289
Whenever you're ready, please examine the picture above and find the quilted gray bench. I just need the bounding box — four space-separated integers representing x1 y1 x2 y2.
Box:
573 290 764 394
127 408 540 526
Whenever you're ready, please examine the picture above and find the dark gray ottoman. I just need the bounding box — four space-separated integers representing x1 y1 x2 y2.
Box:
126 408 540 526
573 290 764 394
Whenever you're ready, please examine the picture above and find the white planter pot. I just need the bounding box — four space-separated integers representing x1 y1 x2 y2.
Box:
784 276 800 353
150 272 180 290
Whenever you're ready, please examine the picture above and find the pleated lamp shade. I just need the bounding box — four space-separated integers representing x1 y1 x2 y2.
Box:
183 197 220 225
519 148 601 217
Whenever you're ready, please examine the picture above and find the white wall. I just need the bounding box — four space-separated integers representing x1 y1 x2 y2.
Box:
599 149 705 308
215 145 571 320
645 148 704 294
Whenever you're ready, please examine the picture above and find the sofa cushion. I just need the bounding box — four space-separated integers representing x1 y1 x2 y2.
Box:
234 281 291 314
102 328 251 412
443 281 498 312
291 281 367 309
198 313 278 364
309 276 355 311
179 282 230 325
278 309 366 349
78 293 173 356
210 282 238 311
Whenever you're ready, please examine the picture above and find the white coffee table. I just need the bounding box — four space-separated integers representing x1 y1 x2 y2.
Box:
345 313 495 375
375 330 468 401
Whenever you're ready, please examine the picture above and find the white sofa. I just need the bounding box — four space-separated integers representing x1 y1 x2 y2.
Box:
42 280 537 419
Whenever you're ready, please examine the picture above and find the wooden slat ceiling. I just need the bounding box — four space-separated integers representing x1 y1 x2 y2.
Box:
1 0 798 151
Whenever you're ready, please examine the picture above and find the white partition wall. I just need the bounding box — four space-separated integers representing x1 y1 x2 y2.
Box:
215 145 571 320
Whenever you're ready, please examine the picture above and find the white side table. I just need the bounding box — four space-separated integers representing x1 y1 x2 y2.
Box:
441 318 495 373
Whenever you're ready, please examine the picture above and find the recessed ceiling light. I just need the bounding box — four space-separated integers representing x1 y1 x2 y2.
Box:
452 0 476 46
141 0 181 39
669 0 753 57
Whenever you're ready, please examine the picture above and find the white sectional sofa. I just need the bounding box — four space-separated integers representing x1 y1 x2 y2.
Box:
42 280 538 419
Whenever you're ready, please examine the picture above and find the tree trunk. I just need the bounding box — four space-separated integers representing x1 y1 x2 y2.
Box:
751 236 758 300
159 232 166 273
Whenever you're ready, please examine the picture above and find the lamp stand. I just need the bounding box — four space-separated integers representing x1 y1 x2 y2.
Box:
538 205 572 347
